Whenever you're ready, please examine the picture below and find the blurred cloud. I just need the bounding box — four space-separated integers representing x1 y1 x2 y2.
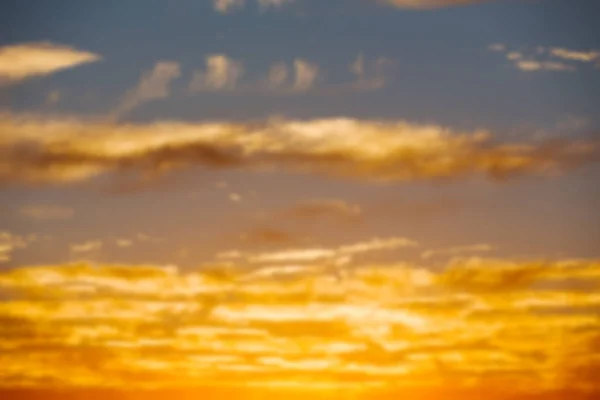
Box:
189 54 244 92
115 61 181 116
19 204 74 221
490 44 600 72
0 231 33 263
1 113 598 187
381 0 489 8
282 199 362 220
241 227 297 245
421 243 494 260
45 90 62 105
214 0 292 13
292 59 319 92
0 42 101 85
228 236 417 264
70 240 103 254
214 0 245 13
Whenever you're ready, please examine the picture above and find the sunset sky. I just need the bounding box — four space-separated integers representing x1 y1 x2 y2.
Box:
1 0 600 399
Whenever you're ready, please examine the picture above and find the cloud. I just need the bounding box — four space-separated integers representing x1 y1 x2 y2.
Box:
265 62 289 89
241 227 297 245
229 192 243 203
0 231 33 263
258 0 294 9
380 0 489 9
214 0 245 13
0 250 598 395
348 53 393 91
240 236 416 264
19 204 74 221
214 0 292 13
421 243 494 260
515 60 575 72
215 0 487 13
548 47 600 63
188 54 387 95
115 61 181 116
116 239 133 248
282 199 362 220
189 54 244 92
491 44 600 72
70 240 103 254
0 42 101 85
292 59 319 92
0 113 598 187
45 90 62 105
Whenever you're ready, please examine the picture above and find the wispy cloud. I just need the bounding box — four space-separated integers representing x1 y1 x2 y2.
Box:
241 227 298 245
421 243 494 260
549 47 600 63
0 231 34 263
70 240 103 254
224 236 417 264
189 54 389 95
381 0 489 9
281 199 362 220
214 0 293 13
1 113 598 186
490 44 600 72
214 0 245 13
215 0 487 13
292 59 320 92
19 204 74 221
514 60 575 72
115 61 181 116
0 42 101 85
189 54 244 92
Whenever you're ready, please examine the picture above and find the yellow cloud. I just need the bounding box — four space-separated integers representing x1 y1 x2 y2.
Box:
549 47 600 62
0 42 101 85
0 251 598 396
1 113 597 187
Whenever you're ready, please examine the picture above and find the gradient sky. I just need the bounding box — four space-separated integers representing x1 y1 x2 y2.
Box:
1 0 599 399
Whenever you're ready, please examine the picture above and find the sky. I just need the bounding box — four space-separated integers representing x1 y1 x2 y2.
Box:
0 0 599 399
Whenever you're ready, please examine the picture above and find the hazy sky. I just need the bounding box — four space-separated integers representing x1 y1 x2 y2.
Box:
1 0 599 398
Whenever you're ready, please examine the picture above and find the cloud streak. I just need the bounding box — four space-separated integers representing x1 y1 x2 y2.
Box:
115 61 181 116
490 44 600 72
0 114 598 187
19 205 74 221
0 42 101 85
381 0 488 8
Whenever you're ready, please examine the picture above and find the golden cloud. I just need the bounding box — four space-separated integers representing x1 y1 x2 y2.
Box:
1 113 598 187
0 250 598 397
0 42 101 85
